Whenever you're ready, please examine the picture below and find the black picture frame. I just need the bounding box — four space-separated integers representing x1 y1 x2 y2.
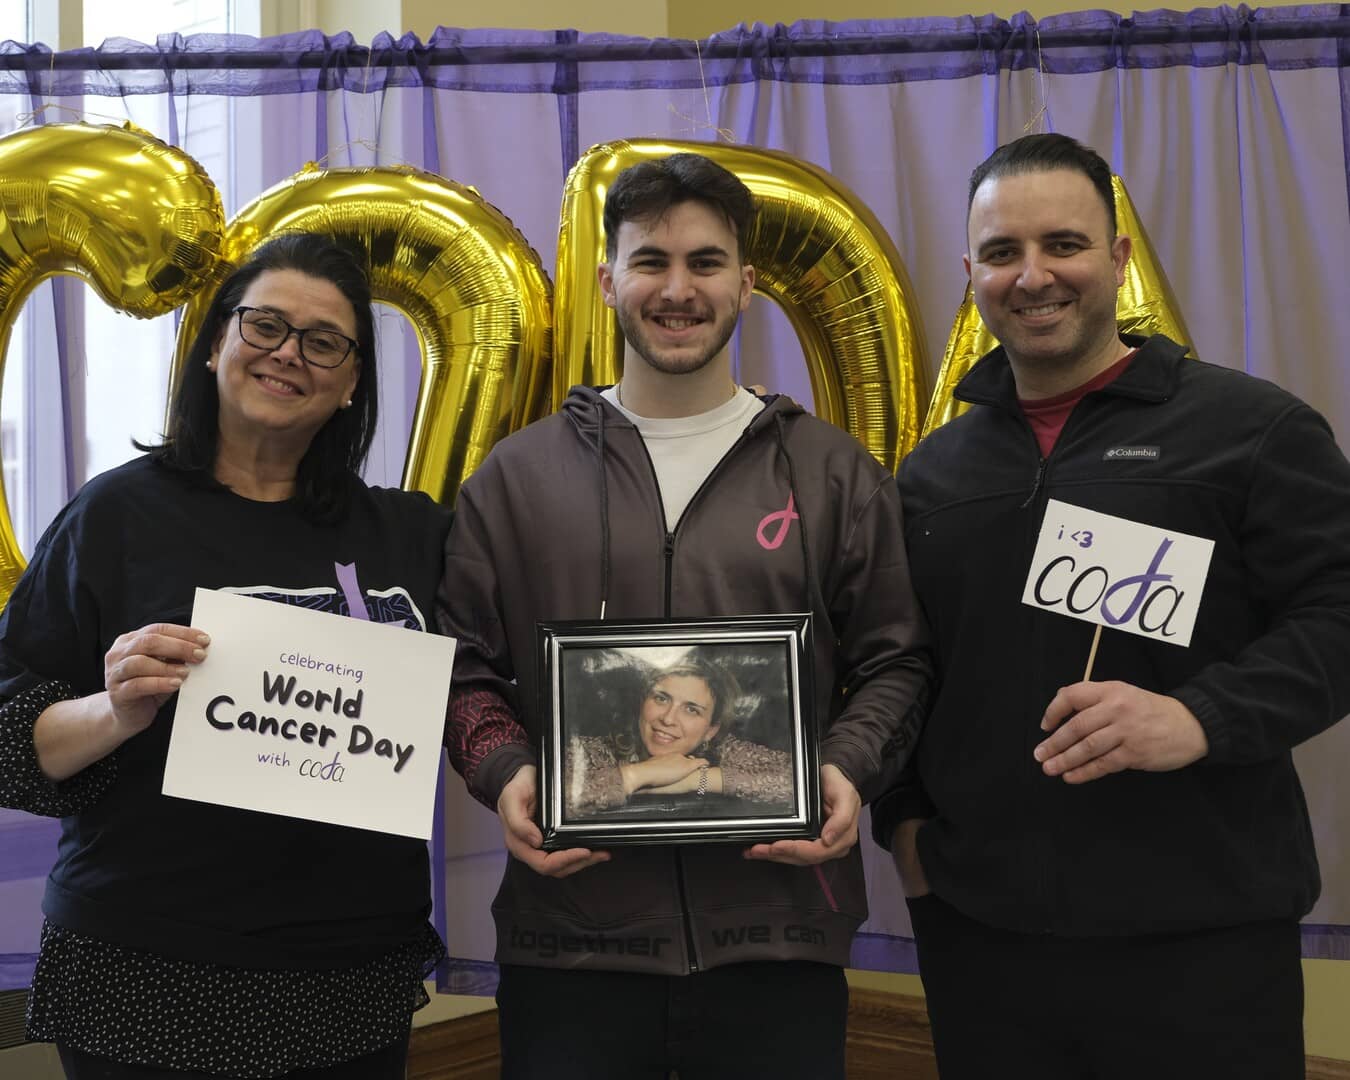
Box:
537 614 818 848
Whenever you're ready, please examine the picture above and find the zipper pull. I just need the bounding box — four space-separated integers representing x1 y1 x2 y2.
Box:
1019 458 1047 510
664 532 675 558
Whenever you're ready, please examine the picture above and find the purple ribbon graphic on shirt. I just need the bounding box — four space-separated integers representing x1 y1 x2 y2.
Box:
334 562 370 620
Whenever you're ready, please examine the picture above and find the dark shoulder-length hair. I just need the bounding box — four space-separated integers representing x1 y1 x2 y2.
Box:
143 232 379 524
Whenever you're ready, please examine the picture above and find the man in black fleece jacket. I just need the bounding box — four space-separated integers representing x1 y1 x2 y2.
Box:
873 132 1350 1079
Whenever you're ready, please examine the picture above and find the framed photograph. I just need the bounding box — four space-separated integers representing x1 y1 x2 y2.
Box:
536 614 818 848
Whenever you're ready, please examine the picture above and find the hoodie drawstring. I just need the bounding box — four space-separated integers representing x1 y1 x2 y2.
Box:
594 399 611 620
773 412 817 613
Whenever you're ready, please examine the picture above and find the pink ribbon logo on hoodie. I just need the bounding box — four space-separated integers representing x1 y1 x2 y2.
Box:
756 493 799 551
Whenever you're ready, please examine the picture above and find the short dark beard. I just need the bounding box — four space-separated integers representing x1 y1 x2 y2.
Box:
616 304 739 376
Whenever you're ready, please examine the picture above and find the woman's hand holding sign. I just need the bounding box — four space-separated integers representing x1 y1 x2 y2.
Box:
34 623 209 782
106 623 211 738
1035 680 1209 784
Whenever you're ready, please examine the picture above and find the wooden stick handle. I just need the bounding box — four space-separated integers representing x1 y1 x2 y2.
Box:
1083 624 1103 681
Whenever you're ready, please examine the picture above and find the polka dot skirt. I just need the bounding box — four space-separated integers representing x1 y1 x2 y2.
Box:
27 920 446 1077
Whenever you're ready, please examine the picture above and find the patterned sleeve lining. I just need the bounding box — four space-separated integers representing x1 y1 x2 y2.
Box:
0 680 116 817
444 686 530 810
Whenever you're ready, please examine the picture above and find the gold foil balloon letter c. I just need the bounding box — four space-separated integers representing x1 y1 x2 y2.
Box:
0 122 223 609
556 139 929 469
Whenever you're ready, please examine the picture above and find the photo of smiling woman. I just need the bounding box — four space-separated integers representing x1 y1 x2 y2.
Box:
563 648 793 818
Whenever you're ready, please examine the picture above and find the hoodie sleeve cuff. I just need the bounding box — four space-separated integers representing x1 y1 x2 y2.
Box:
473 742 538 810
868 778 935 849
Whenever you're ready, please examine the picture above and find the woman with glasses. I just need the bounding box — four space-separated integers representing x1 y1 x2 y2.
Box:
0 234 449 1079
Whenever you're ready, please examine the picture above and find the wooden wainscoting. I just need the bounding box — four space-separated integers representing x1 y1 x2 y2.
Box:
844 989 939 1079
407 989 1350 1079
408 1009 501 1080
1310 1058 1350 1080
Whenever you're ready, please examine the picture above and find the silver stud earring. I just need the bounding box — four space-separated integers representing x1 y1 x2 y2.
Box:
344 399 353 408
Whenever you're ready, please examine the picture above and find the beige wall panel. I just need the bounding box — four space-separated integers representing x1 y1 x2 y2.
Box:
668 0 1133 39
401 0 668 36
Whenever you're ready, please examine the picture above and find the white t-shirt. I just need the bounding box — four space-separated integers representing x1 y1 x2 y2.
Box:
601 385 766 528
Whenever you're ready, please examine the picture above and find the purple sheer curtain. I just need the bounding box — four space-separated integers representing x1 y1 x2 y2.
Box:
1 6 1348 992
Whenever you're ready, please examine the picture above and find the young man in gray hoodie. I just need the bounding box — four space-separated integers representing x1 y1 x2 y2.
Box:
439 152 931 1080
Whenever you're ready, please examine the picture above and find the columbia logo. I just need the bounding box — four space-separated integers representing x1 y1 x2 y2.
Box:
1103 446 1160 461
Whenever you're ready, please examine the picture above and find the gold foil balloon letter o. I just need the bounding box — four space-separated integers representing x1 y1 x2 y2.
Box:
172 166 553 505
556 139 930 469
0 122 224 608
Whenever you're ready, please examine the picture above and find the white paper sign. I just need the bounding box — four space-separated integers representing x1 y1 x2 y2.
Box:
163 588 456 838
1021 499 1215 647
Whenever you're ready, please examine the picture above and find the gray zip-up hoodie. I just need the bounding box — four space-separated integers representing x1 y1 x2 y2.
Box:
439 386 931 974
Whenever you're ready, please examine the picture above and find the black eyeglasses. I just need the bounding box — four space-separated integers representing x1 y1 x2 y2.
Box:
232 307 358 369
